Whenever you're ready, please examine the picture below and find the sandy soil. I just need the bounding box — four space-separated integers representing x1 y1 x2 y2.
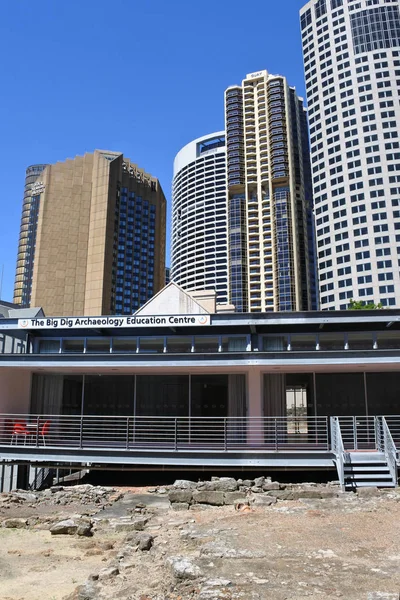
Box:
1 488 400 600
0 527 124 600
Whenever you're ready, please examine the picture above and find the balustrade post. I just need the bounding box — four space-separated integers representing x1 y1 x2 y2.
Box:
79 416 84 449
174 418 178 451
35 415 40 447
353 416 357 450
126 417 130 450
224 418 227 452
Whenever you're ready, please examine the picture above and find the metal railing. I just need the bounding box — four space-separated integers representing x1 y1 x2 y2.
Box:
384 417 400 452
330 417 346 488
376 416 398 485
0 414 330 453
337 416 378 450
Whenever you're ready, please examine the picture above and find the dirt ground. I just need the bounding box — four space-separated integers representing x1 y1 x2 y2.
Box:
1 488 400 600
0 527 124 600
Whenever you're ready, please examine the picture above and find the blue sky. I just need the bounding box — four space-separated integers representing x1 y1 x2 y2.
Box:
0 0 307 302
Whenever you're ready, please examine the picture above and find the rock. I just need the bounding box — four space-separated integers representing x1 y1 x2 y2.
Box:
172 502 190 511
114 521 141 532
190 503 213 511
2 518 28 529
64 582 99 600
167 556 202 580
168 489 193 503
262 481 280 491
15 492 37 503
50 519 78 535
192 491 225 506
203 578 232 587
252 495 277 506
242 479 254 487
132 517 149 530
367 594 399 599
254 476 265 488
77 523 93 537
251 486 264 493
358 487 381 497
197 481 217 491
50 517 92 536
173 479 197 489
98 566 119 580
200 541 266 559
212 477 238 492
125 532 154 551
224 491 248 505
265 490 295 500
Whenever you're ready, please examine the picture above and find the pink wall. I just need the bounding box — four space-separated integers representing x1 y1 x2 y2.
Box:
0 369 31 413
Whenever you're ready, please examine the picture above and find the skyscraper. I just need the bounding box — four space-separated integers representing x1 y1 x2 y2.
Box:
171 132 229 304
300 0 400 309
225 70 317 312
13 150 166 316
14 164 48 307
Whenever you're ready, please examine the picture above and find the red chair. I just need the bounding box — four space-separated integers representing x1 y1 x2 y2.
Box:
11 421 29 445
40 420 51 446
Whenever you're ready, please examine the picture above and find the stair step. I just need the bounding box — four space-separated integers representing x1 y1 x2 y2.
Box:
344 466 390 472
345 483 396 489
347 474 392 480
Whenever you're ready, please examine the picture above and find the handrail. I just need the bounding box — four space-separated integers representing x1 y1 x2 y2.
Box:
330 416 346 489
0 413 330 453
380 417 398 486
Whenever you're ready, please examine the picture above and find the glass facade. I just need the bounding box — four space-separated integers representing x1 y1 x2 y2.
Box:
30 373 246 419
351 6 400 54
229 193 247 312
274 188 295 311
112 188 156 314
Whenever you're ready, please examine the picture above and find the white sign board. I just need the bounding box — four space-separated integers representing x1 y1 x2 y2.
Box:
18 315 211 330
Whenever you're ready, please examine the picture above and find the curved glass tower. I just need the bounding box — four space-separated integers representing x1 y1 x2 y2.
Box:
13 164 48 307
171 132 228 304
300 0 400 309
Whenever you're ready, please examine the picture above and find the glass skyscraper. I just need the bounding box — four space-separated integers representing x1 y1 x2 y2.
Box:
300 0 400 309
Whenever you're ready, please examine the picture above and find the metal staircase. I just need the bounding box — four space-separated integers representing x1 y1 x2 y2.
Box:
343 452 395 491
331 416 398 491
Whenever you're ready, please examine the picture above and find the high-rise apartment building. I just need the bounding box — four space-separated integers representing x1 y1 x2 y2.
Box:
300 0 400 309
13 150 166 316
225 70 317 312
171 132 229 304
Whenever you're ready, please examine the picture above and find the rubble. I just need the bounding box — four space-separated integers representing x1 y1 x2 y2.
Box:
0 480 399 600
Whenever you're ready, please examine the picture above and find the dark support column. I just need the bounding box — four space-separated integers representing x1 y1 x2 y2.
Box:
81 374 85 415
17 465 29 490
0 463 4 493
9 465 14 491
133 375 137 418
363 372 368 416
313 372 317 416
